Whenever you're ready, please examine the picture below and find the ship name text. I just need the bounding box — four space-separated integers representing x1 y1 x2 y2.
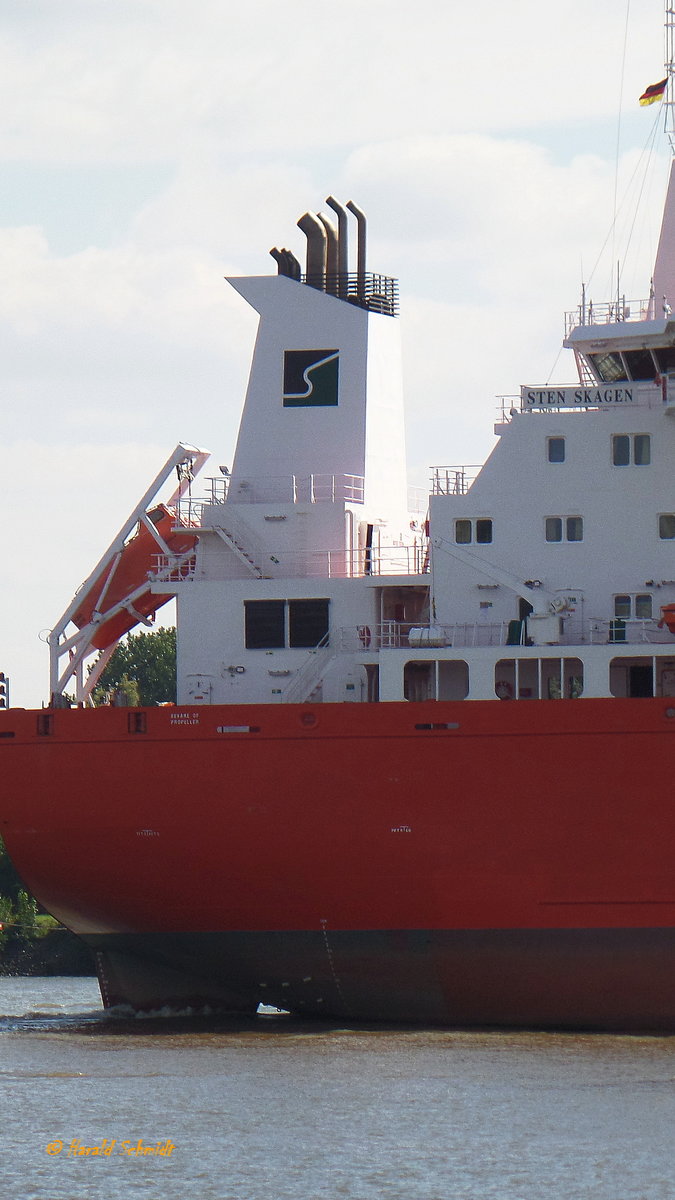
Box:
521 385 637 408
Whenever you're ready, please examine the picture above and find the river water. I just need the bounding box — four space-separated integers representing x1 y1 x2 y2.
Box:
1 977 674 1200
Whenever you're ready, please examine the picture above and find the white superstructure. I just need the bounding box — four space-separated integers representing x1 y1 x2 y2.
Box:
50 189 675 707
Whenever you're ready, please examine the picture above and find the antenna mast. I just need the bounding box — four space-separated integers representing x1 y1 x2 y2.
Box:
666 3 675 152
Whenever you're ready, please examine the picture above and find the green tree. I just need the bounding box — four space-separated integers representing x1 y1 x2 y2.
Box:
0 896 13 950
14 890 38 944
0 835 26 905
93 627 176 706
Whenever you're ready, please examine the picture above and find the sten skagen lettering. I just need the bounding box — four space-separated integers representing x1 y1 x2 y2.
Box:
523 386 634 407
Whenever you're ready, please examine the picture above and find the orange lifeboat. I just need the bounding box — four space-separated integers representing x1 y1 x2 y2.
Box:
71 505 197 650
659 603 675 635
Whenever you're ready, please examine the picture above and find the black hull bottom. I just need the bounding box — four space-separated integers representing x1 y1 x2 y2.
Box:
84 927 675 1030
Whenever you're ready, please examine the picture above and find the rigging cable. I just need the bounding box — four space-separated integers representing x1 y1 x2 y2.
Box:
612 0 632 290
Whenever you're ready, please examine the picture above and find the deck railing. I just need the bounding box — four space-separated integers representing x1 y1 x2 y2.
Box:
301 271 399 317
150 540 430 583
174 473 366 524
564 298 654 336
336 618 675 652
430 466 481 496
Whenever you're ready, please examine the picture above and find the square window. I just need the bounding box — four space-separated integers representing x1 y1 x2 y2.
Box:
245 600 285 649
545 517 562 542
635 594 652 619
612 435 630 465
634 434 651 465
547 437 565 463
475 519 493 544
660 514 675 539
455 520 472 544
289 599 329 648
614 595 631 618
566 517 583 542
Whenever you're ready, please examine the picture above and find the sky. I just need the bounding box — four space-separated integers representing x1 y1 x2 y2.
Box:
2 0 672 707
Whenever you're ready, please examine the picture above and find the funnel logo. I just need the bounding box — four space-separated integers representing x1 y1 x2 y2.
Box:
283 349 339 407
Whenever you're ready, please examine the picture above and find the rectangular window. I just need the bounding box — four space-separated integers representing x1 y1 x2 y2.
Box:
613 433 651 465
455 519 493 544
612 435 630 465
547 437 565 463
545 516 582 542
245 600 285 649
245 599 330 649
288 599 330 648
545 517 562 542
614 594 653 619
566 517 583 542
660 514 675 539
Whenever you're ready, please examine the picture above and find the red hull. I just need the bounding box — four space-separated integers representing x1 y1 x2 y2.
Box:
3 697 675 1026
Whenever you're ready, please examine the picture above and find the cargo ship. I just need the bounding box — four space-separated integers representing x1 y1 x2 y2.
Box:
6 97 675 1026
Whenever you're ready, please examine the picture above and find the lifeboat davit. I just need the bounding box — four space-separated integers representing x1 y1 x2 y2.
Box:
71 505 197 650
659 603 675 635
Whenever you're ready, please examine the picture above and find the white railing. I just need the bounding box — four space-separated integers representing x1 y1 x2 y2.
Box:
339 622 510 651
336 618 675 652
408 486 428 514
430 466 481 496
586 618 673 646
173 473 366 525
564 298 654 336
150 542 429 582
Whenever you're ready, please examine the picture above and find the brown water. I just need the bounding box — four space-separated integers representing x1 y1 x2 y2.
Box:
1 977 675 1199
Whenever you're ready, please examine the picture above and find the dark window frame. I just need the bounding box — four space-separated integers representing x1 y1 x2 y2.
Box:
455 518 493 544
612 433 651 466
245 598 330 649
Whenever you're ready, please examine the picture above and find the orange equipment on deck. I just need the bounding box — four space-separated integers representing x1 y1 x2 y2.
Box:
71 505 197 650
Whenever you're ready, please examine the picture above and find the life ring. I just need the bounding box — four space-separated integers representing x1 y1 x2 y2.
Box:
358 625 371 648
495 680 513 700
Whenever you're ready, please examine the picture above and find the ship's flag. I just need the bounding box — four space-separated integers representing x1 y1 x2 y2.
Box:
639 77 668 106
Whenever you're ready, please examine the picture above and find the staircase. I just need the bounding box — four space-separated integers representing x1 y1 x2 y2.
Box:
282 635 334 703
211 511 267 578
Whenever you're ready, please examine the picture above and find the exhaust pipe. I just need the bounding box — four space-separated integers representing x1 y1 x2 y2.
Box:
269 247 302 280
347 200 367 300
326 196 349 296
318 212 339 295
297 211 327 289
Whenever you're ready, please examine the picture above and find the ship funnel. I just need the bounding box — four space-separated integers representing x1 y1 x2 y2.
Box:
346 200 367 300
297 211 327 290
261 197 396 315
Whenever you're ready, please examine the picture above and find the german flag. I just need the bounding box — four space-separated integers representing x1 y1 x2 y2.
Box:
639 77 668 105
